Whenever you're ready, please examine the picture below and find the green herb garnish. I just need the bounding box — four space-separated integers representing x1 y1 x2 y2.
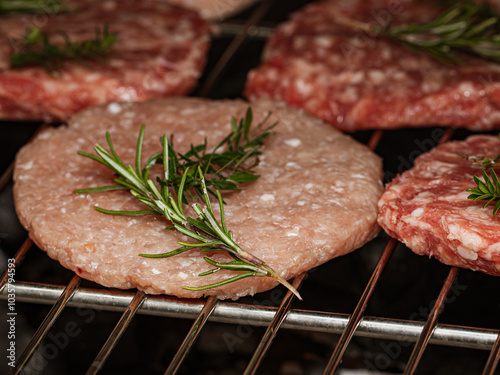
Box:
75 111 301 299
9 24 118 72
0 0 70 14
76 108 277 199
467 169 500 215
334 1 500 64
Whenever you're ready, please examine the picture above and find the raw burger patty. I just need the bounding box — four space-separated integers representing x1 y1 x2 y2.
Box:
245 0 500 132
0 0 211 122
13 97 383 299
166 0 258 20
378 135 500 276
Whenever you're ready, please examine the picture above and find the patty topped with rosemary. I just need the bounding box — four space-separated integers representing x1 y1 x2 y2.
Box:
245 0 500 131
13 97 383 299
378 135 500 276
0 0 211 122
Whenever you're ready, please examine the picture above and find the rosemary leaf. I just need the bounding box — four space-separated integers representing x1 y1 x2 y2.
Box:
0 0 70 14
334 1 500 64
467 169 500 214
10 24 118 72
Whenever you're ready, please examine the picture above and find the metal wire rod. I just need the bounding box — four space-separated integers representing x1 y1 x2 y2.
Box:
1 279 496 350
482 331 500 375
403 266 459 374
195 0 272 97
323 238 396 374
7 274 81 375
0 238 33 290
164 296 219 375
86 290 146 375
244 273 306 375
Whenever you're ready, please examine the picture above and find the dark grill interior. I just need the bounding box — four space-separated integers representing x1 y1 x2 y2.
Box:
1 1 500 374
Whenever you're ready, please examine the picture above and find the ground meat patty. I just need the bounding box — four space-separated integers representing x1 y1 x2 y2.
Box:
13 97 383 299
0 0 211 122
166 0 258 20
245 0 500 132
378 135 500 276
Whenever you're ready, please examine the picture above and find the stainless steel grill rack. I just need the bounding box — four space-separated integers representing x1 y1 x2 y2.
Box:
1 1 500 374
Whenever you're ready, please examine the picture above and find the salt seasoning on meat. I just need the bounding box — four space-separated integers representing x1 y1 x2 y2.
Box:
13 97 383 299
378 135 500 276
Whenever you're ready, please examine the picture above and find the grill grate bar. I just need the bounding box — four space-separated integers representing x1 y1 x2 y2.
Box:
323 238 396 374
7 274 81 375
86 290 146 374
195 0 272 97
243 273 306 375
164 296 219 375
0 161 13 191
403 266 459 374
0 238 32 291
483 332 500 375
2 281 497 350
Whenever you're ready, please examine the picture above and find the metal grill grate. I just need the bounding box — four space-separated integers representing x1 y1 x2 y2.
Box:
1 1 500 374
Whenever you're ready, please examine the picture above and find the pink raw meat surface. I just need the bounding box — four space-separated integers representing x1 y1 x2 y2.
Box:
13 97 383 299
378 135 500 276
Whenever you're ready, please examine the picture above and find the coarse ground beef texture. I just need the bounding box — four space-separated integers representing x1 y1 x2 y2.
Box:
378 135 500 276
245 0 500 132
0 0 211 122
13 97 383 300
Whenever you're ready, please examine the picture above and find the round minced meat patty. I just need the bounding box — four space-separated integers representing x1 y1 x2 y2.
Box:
0 0 211 122
245 0 500 132
13 97 383 299
378 135 500 276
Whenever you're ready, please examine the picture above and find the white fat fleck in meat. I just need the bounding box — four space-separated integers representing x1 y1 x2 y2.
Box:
284 138 302 147
401 215 433 231
286 227 300 237
447 223 486 249
368 70 386 85
177 272 189 280
295 79 313 96
151 268 161 275
457 246 478 261
411 207 424 217
17 160 34 170
286 162 301 169
260 193 275 202
107 102 123 114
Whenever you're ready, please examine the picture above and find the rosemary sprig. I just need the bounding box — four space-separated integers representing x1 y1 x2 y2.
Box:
0 0 70 14
467 169 500 215
460 153 500 168
77 107 277 200
9 24 118 72
75 118 301 299
334 1 500 64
